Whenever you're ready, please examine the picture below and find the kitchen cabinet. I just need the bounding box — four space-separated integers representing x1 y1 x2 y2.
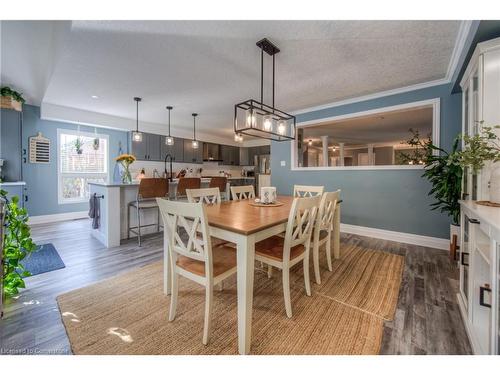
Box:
203 142 221 161
130 132 162 161
183 139 203 164
161 136 184 162
239 147 249 166
0 109 23 182
459 201 500 354
259 145 271 155
220 145 239 165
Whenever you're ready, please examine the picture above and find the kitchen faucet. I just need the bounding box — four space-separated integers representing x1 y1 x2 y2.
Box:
164 154 173 181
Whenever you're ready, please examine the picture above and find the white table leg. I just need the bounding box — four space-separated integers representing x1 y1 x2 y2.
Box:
333 204 341 259
236 234 255 354
163 229 171 295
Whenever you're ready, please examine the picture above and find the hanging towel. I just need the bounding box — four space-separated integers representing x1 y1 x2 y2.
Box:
88 194 100 229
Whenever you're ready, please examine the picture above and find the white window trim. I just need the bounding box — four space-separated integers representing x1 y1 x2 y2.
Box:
57 128 109 205
290 98 440 171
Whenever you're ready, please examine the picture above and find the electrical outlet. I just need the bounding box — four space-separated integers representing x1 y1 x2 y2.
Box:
280 160 286 167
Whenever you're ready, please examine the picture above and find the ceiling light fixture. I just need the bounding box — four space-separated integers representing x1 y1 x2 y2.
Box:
308 139 313 146
165 106 174 146
192 113 199 149
234 133 243 143
234 38 296 142
132 97 143 142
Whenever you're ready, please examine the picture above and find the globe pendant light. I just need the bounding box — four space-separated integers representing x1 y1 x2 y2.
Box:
165 106 174 146
234 38 296 142
192 113 199 149
131 97 143 142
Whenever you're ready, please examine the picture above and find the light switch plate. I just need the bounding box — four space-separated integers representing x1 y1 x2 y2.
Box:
280 160 286 166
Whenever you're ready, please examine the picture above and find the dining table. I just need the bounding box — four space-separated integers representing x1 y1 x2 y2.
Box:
162 195 341 354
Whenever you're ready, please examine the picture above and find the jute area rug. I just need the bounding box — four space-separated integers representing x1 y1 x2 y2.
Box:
57 245 404 355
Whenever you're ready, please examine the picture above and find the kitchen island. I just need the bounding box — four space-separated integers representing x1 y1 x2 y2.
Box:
88 177 255 248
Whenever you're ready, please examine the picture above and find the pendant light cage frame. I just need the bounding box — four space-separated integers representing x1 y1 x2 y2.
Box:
132 97 143 143
234 38 296 142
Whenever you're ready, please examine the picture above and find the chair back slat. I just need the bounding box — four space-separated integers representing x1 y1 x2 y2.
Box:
284 196 320 254
209 177 227 193
293 185 324 198
230 185 255 200
187 188 221 205
157 198 211 263
177 177 201 197
317 190 340 232
138 178 169 199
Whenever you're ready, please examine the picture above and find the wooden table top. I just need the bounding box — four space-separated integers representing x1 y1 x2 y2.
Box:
205 195 294 236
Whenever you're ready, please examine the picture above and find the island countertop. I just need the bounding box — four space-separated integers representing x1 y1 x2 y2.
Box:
88 176 254 187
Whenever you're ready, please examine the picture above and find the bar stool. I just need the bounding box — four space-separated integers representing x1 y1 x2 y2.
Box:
128 178 169 246
208 177 228 200
176 177 201 200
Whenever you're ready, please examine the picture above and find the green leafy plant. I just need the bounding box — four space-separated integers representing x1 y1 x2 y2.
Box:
397 128 432 165
458 124 500 173
0 86 26 104
74 137 84 154
1 190 36 297
423 139 463 226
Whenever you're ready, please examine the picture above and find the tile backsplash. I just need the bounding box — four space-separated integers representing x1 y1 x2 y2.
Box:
129 160 254 179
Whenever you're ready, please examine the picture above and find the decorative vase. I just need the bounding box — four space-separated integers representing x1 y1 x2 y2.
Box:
121 165 132 184
489 162 500 204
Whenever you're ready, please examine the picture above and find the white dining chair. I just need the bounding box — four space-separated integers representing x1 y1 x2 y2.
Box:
312 190 340 285
254 196 319 318
293 185 324 198
186 187 221 204
156 198 237 345
230 185 255 200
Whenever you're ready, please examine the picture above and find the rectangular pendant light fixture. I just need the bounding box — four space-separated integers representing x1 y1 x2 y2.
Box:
234 38 296 142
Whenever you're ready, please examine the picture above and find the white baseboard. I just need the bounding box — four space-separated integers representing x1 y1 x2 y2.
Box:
29 211 88 225
340 223 449 250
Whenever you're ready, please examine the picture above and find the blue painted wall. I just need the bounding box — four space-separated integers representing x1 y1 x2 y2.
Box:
271 83 462 239
22 105 129 216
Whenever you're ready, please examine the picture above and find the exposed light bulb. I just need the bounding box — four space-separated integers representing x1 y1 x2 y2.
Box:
192 140 199 149
308 139 313 146
165 136 174 146
263 116 273 131
246 109 256 128
234 133 243 143
132 131 143 142
277 120 286 135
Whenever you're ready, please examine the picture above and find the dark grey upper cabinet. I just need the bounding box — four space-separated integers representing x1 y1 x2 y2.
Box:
183 139 203 164
239 147 249 166
231 146 240 166
147 133 162 161
0 109 22 182
161 136 183 162
203 142 221 161
130 132 161 161
247 147 258 166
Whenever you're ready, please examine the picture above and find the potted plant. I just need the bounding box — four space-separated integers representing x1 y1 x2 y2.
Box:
402 130 462 248
93 138 100 151
74 137 84 155
458 124 500 204
0 86 25 112
422 139 463 248
1 190 36 303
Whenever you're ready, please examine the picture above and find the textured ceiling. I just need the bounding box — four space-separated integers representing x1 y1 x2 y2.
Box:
302 106 433 145
2 20 461 140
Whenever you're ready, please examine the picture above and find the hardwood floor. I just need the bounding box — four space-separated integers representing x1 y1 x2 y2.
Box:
0 219 471 355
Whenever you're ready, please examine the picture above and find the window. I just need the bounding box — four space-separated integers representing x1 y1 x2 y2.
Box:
292 99 440 170
58 129 109 204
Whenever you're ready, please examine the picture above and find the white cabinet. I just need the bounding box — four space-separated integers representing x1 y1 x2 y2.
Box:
460 37 500 202
458 201 500 354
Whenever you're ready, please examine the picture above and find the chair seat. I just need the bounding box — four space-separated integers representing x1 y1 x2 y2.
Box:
255 236 305 262
176 245 237 277
129 199 160 209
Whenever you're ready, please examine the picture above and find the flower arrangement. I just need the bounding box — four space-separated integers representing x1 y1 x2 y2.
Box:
115 154 136 184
